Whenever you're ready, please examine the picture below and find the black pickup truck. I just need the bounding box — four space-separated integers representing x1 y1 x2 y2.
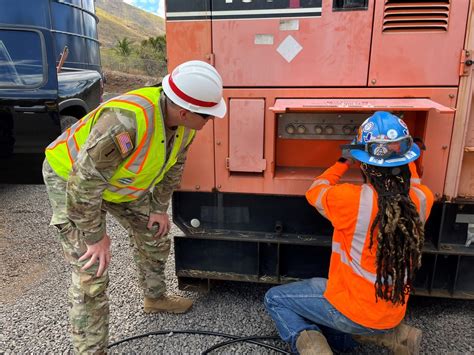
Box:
0 0 102 181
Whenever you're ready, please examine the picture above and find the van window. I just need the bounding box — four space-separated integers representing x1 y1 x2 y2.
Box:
0 30 45 88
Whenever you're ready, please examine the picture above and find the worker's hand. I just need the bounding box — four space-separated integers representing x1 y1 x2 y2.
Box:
147 212 171 238
338 156 355 166
79 234 111 277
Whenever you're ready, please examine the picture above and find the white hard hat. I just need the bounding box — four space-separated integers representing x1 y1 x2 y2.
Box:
162 60 227 118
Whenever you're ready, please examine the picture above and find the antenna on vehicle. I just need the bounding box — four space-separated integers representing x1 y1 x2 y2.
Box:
56 46 69 73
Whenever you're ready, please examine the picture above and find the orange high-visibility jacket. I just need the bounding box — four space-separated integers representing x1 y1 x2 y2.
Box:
306 162 434 329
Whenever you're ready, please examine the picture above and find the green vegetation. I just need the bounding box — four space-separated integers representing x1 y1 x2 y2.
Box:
114 37 133 56
102 35 167 77
95 2 165 78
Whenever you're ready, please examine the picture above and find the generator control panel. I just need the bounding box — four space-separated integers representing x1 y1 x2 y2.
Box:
277 113 368 140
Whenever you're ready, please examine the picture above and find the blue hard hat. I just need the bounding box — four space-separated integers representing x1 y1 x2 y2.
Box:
348 111 420 167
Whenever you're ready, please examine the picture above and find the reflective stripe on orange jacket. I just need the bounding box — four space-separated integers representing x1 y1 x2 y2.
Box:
305 162 434 329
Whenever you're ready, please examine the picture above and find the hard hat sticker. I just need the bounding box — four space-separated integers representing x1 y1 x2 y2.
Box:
387 129 398 139
398 118 408 129
363 122 374 132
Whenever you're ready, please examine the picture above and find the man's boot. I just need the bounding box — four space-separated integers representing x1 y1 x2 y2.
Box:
353 323 422 355
296 330 333 355
144 295 193 314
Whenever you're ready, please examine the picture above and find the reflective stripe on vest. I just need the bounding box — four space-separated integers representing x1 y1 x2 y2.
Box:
46 87 196 203
113 94 155 174
331 183 426 285
104 124 195 201
311 179 330 218
332 241 376 283
45 108 100 177
331 184 377 284
411 186 427 222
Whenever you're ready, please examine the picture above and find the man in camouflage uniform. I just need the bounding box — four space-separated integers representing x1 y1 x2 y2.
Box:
43 61 227 354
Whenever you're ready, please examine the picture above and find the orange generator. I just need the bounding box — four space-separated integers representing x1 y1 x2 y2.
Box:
165 0 474 299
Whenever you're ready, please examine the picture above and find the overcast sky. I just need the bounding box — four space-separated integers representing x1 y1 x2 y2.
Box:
123 0 164 18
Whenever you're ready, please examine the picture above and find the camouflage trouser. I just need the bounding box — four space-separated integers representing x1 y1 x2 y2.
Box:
43 160 171 354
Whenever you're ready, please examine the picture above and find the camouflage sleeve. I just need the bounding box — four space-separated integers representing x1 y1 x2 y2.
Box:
67 108 136 245
150 136 194 214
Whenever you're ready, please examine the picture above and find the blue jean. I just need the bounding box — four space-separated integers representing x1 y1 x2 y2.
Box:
264 278 389 353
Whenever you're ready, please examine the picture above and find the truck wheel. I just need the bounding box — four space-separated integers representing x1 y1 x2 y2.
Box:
60 115 78 132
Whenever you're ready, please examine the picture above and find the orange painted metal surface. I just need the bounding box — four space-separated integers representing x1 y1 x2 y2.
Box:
178 121 216 192
212 0 374 86
180 88 457 197
208 87 456 197
458 92 474 197
166 21 212 71
459 154 474 198
369 1 470 86
228 99 266 173
271 98 454 113
444 3 474 200
167 1 472 201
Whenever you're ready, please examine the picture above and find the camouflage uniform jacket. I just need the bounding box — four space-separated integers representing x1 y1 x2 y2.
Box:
45 96 192 245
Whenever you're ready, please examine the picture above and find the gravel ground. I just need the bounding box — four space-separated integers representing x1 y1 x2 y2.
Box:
1 184 473 354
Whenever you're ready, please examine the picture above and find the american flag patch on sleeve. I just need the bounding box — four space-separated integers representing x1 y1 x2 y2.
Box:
114 132 134 156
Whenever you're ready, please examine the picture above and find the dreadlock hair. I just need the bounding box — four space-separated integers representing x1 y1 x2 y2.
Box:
361 163 425 305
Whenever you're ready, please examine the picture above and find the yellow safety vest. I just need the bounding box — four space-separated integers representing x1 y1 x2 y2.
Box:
45 87 195 203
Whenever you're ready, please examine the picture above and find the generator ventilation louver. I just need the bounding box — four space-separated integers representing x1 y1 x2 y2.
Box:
383 0 450 32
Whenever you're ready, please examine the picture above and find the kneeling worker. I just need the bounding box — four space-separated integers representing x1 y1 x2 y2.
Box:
265 111 434 355
43 60 226 353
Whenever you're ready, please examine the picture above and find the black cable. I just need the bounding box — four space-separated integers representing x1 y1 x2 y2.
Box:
107 329 290 354
202 335 292 354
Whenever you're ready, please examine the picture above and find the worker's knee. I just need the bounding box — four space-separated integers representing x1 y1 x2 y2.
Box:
264 286 281 309
71 269 109 299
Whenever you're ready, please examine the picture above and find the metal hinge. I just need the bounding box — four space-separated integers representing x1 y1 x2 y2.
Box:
459 49 473 76
206 53 215 66
225 157 230 170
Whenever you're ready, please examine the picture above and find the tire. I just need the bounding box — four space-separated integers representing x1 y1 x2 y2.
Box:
59 115 78 132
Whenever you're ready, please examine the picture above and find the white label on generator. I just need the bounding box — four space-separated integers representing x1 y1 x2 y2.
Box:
280 19 299 31
255 34 274 45
277 35 302 62
226 0 233 3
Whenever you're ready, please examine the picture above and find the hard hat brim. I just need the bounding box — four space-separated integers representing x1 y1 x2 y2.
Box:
350 143 421 167
162 74 227 118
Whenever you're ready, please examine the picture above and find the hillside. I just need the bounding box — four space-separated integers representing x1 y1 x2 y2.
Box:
95 0 165 48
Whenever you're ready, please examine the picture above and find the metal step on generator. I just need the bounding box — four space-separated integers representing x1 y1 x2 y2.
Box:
165 0 474 299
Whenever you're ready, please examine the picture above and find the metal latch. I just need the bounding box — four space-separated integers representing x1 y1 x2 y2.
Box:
459 49 473 77
455 214 474 247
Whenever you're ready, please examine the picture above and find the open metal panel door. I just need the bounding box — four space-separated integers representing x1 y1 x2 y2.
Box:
211 0 375 87
270 97 455 197
270 98 455 113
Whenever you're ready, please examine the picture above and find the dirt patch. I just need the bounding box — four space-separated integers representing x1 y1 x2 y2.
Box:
0 237 48 304
103 70 162 94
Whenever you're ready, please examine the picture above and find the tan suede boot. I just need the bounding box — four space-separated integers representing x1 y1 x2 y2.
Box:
143 295 193 314
296 330 333 355
353 323 422 355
